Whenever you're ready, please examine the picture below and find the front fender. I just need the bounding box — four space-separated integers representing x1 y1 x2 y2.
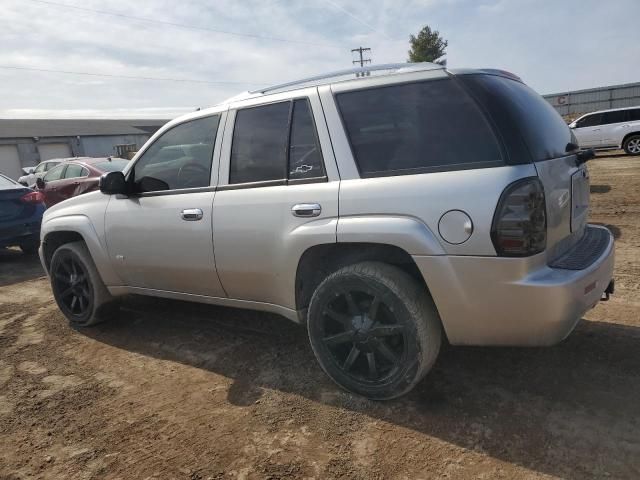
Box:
41 215 123 286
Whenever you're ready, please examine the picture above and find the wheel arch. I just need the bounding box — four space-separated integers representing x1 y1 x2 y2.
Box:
622 131 640 149
41 215 122 286
295 242 438 322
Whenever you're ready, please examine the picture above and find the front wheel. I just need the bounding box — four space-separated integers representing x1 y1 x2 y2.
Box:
50 241 117 327
623 134 640 155
307 261 441 400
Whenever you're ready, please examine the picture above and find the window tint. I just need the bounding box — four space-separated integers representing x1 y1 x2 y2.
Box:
230 102 290 184
289 99 324 180
576 113 602 128
336 79 502 177
44 165 65 181
601 110 628 125
134 116 219 192
461 75 574 161
629 109 640 121
64 163 86 179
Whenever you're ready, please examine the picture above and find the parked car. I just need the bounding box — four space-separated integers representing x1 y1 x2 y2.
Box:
18 158 67 187
35 157 129 208
38 64 614 400
569 106 640 155
0 173 45 254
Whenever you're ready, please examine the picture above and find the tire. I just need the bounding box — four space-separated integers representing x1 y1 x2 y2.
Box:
307 261 441 400
20 241 39 255
623 134 640 155
50 241 117 327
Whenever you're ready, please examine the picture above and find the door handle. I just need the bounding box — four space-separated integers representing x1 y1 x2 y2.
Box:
291 203 321 217
181 208 203 221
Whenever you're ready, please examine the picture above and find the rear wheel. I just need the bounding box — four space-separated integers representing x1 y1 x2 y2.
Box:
307 261 441 400
50 241 117 327
623 134 640 155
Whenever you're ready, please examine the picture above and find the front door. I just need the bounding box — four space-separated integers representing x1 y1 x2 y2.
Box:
104 113 227 298
213 93 340 309
40 163 67 207
573 113 603 148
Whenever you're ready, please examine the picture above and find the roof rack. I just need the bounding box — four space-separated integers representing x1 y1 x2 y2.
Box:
251 62 444 95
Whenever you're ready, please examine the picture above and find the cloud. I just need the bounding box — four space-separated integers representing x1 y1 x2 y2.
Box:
0 0 638 119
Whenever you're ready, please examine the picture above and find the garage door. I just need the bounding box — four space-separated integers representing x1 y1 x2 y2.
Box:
38 143 72 161
0 145 22 180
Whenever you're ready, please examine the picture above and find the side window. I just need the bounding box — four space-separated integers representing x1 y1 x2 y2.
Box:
576 114 602 128
336 79 502 177
229 102 290 184
601 110 627 125
45 162 59 171
629 109 640 122
35 163 46 173
44 165 65 181
289 99 325 180
64 164 85 179
133 115 220 192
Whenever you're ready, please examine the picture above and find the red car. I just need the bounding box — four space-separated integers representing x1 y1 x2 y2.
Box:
36 157 129 208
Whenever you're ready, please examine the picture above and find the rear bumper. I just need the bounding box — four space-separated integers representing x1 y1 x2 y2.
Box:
0 223 41 248
414 225 615 346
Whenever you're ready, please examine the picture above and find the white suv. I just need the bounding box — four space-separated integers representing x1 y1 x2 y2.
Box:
570 106 640 155
39 64 615 399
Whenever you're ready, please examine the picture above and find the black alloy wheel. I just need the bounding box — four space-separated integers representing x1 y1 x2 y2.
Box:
52 254 93 318
320 289 406 383
307 262 441 400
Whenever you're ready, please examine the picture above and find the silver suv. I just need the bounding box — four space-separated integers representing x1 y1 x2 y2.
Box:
39 63 615 400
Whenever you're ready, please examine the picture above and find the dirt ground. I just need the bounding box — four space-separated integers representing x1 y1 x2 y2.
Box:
0 152 638 480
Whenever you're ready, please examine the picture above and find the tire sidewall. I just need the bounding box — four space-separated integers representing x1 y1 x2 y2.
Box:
308 270 424 400
50 245 96 326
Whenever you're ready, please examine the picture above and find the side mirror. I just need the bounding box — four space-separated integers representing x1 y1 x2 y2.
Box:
99 171 127 195
35 177 46 190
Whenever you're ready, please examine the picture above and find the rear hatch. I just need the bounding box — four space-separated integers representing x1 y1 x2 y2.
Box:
458 73 587 261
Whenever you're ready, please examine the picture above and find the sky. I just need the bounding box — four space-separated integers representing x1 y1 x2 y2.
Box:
0 0 638 119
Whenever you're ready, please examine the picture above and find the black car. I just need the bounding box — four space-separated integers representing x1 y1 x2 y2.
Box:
0 173 46 254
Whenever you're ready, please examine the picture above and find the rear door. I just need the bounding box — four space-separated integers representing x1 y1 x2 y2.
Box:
59 163 94 201
212 89 340 309
599 110 629 147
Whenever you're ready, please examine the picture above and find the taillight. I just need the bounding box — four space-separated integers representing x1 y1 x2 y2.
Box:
20 191 45 204
491 177 546 256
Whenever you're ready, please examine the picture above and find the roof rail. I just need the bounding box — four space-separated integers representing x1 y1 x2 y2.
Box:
251 62 444 94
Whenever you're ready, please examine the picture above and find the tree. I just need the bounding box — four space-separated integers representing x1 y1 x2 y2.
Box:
408 26 448 64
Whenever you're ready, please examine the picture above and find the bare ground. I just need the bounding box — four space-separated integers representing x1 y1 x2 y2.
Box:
0 152 638 480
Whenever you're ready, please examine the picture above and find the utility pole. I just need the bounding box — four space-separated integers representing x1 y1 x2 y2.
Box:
351 46 371 67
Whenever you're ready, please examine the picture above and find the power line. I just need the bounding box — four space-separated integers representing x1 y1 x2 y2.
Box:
24 0 341 48
0 65 262 86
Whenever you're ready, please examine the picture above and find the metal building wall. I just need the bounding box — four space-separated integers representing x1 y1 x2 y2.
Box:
544 82 640 117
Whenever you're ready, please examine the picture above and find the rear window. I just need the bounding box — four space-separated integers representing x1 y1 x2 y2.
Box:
0 175 16 188
460 74 574 162
335 79 503 177
95 159 129 172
